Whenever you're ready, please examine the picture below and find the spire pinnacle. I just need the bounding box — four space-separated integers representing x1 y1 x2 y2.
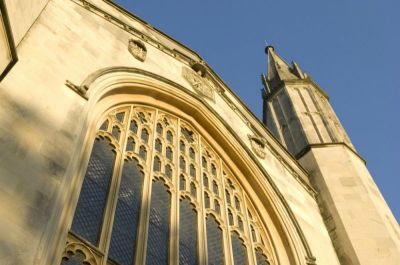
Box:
264 45 301 83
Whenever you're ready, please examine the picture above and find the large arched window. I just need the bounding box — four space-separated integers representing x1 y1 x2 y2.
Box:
62 105 273 265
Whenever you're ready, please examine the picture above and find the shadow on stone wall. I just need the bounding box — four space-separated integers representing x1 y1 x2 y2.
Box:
0 86 79 265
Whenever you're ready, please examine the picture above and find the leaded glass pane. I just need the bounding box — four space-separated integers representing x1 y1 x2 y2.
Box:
189 147 195 160
180 140 185 153
112 126 121 141
228 210 234 225
139 145 147 160
153 156 161 172
180 156 186 172
116 112 125 123
166 147 173 161
61 250 87 265
71 138 115 246
214 200 220 214
126 137 135 152
179 199 198 265
203 174 209 188
190 164 196 178
235 197 241 212
238 216 243 230
155 139 162 153
100 120 109 131
211 164 217 176
231 233 248 265
180 175 186 191
206 215 224 265
166 131 173 143
141 129 149 143
181 127 194 143
146 180 171 265
109 159 144 265
255 249 269 265
130 120 138 134
202 157 207 170
190 182 197 197
213 181 219 195
138 112 147 123
165 164 172 178
205 192 210 208
156 123 163 135
225 190 231 204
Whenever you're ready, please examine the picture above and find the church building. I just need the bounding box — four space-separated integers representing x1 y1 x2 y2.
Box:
0 0 399 265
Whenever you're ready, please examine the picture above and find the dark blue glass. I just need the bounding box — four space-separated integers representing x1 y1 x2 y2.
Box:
116 112 125 123
141 129 149 143
130 120 138 134
166 131 173 143
255 249 270 265
100 120 109 131
180 140 185 153
190 164 196 178
180 175 186 191
71 138 115 246
112 126 121 141
108 159 144 265
180 156 186 172
204 192 210 208
206 215 224 265
189 147 195 160
231 232 248 265
153 156 161 172
228 210 234 225
155 139 162 153
190 182 197 197
166 147 173 161
126 137 135 151
146 180 171 265
179 199 198 265
139 146 147 160
156 123 163 135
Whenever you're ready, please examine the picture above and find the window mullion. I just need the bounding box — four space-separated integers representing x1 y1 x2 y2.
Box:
99 107 133 264
198 138 208 265
135 107 158 265
171 118 181 265
243 196 257 265
220 162 234 265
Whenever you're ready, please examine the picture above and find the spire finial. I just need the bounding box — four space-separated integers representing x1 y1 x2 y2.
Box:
264 42 274 54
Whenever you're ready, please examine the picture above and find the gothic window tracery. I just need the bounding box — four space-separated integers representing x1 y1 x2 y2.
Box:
65 105 274 265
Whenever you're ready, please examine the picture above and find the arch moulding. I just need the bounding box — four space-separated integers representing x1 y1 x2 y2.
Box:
44 67 317 265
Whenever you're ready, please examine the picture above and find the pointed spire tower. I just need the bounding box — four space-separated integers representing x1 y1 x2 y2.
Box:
262 46 400 265
262 45 353 156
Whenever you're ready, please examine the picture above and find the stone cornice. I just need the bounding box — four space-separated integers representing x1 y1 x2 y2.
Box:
295 142 366 165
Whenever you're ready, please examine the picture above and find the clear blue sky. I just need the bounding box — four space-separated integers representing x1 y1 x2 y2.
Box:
116 0 400 222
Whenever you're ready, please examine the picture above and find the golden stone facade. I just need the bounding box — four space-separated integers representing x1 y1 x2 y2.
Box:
0 1 399 265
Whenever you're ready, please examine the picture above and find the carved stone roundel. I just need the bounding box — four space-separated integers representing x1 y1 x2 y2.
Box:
128 39 147 62
182 67 215 100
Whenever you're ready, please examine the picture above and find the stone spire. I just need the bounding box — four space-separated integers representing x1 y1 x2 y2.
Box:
265 45 304 86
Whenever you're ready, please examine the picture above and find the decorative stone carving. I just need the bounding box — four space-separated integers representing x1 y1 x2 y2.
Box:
248 135 267 159
182 67 215 100
128 39 147 62
62 237 98 265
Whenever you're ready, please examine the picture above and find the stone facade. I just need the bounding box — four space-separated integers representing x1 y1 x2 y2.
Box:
0 1 398 265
